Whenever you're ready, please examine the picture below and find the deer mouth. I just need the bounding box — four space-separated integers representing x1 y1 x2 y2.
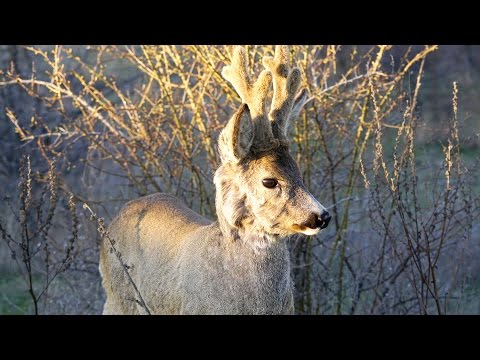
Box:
291 224 321 236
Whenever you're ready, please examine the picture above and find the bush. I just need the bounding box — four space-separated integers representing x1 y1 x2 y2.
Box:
1 45 479 314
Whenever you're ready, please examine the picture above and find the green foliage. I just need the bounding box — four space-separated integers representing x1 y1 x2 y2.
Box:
0 272 35 314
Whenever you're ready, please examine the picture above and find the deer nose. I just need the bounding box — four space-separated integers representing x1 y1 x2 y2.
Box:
303 211 331 230
318 211 331 229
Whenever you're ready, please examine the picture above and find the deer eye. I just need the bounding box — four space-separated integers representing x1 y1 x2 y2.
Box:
262 178 278 189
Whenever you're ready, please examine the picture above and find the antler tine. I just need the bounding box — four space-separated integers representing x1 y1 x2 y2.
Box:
263 45 304 139
222 46 272 123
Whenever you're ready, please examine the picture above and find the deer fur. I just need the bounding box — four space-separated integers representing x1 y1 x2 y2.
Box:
99 46 330 315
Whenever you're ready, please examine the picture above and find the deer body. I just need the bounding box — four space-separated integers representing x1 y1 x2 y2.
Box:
99 46 331 314
100 193 293 314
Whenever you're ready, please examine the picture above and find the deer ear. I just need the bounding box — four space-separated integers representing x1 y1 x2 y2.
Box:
218 104 253 162
289 88 309 122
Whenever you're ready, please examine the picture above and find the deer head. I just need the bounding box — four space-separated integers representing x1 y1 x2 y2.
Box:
215 46 330 243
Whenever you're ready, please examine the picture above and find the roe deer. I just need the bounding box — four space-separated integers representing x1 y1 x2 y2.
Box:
99 46 331 314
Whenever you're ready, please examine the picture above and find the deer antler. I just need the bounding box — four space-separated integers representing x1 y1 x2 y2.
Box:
263 46 307 139
222 47 272 121
222 47 274 144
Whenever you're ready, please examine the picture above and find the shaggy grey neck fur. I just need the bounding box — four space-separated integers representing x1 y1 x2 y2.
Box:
214 161 279 250
179 221 293 314
197 163 294 314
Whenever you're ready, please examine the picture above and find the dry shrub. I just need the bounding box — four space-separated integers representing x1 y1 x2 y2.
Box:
0 156 78 313
1 45 479 314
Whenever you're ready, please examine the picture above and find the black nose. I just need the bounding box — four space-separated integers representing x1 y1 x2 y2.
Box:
303 211 331 230
318 211 331 229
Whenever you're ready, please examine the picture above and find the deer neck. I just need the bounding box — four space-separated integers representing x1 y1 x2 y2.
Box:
216 206 279 249
214 162 289 253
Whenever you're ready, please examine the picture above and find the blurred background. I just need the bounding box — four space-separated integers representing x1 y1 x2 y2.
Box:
0 45 478 314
